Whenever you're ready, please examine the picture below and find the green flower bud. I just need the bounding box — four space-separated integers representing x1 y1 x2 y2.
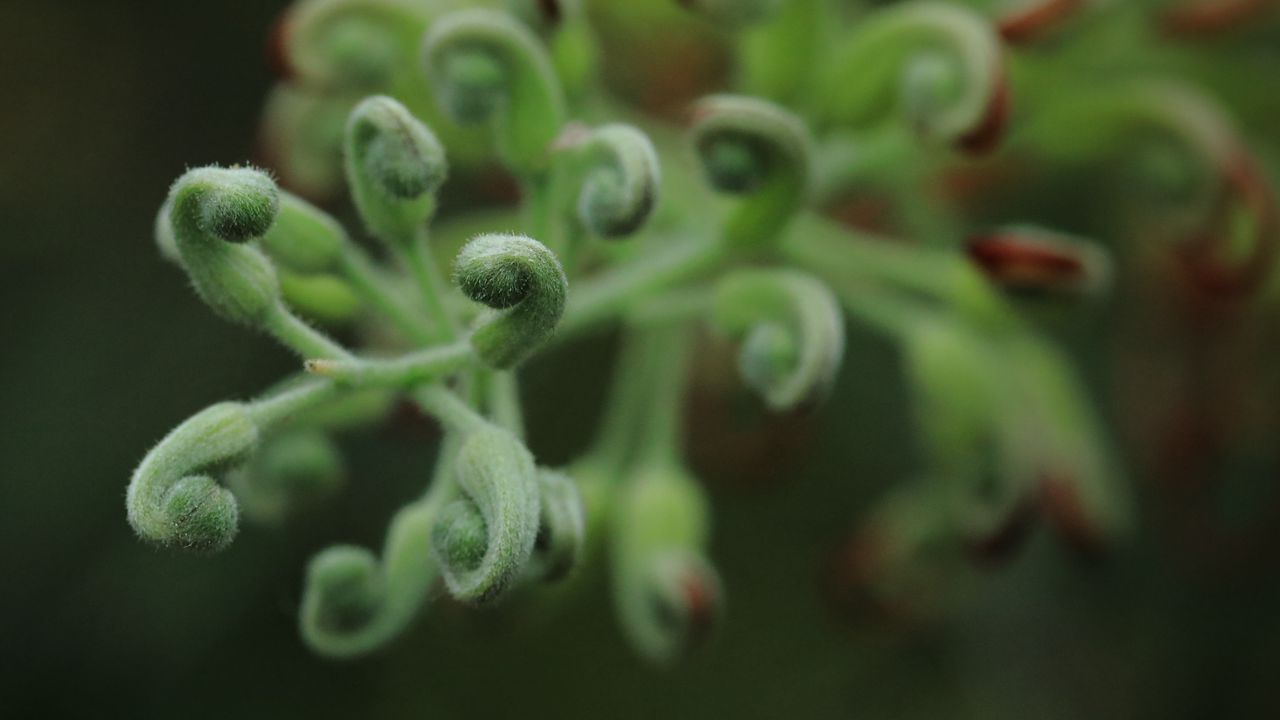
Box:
422 8 566 175
167 166 283 327
905 321 1037 555
454 233 568 369
259 84 352 199
612 465 721 664
127 402 260 553
344 95 448 246
712 269 844 411
430 425 541 605
281 0 430 89
691 95 812 251
815 1 1007 152
559 123 661 239
298 498 441 659
303 546 387 636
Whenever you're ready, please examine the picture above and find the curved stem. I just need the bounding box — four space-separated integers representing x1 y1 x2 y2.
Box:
414 384 489 435
632 324 693 472
263 304 354 360
305 341 475 387
781 214 1019 330
400 227 459 342
782 214 958 295
588 328 663 476
247 378 343 428
479 369 525 439
524 173 559 254
628 287 713 327
335 243 434 345
811 128 919 206
560 237 725 336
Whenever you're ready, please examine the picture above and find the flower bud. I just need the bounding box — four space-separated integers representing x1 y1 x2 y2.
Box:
430 425 541 604
167 166 284 327
127 402 260 553
454 233 568 369
612 465 722 663
344 95 448 245
712 269 844 411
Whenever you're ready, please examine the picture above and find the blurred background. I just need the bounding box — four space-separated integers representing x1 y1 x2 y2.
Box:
4 1 1280 718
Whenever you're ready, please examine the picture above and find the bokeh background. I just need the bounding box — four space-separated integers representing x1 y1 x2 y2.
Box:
4 1 1280 718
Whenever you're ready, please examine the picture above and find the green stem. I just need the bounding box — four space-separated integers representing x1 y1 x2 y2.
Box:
305 341 475 387
414 384 488 435
247 378 342 427
829 277 939 340
524 173 559 251
632 324 693 471
587 328 661 476
626 287 713 327
782 214 1017 330
480 370 525 439
782 214 958 295
560 238 725 336
263 304 354 360
335 243 434 345
811 129 918 205
559 218 586 279
400 227 459 342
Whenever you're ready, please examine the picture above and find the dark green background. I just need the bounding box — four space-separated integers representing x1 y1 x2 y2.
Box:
4 2 1279 718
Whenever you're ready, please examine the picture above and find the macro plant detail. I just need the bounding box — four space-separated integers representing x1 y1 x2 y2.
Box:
126 0 1280 665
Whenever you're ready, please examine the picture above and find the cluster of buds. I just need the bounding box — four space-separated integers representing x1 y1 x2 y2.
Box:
129 0 1279 661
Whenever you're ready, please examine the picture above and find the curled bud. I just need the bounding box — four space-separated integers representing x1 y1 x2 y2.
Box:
430 425 541 604
965 227 1113 299
612 465 722 664
691 94 813 250
299 499 440 658
344 95 448 246
165 188 344 274
229 430 344 524
1182 151 1278 296
422 9 566 175
454 233 568 369
258 84 352 199
167 166 283 327
711 269 844 411
816 1 1008 153
692 95 810 196
127 402 259 553
557 123 661 239
505 0 599 104
526 468 586 582
1029 82 1278 295
278 0 429 88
